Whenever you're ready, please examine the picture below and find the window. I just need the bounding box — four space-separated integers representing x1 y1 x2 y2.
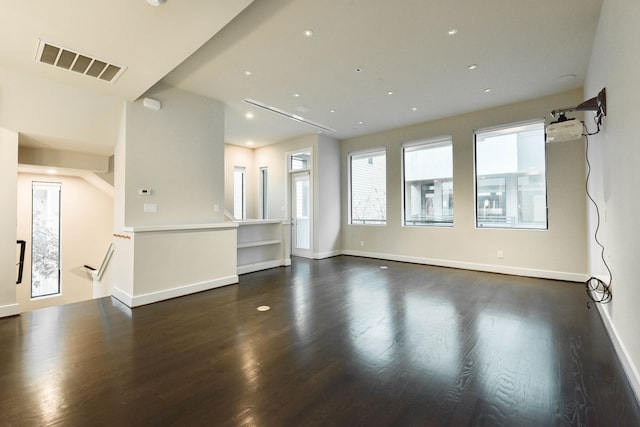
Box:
475 120 547 229
233 166 246 219
350 149 386 225
31 182 61 298
290 152 310 170
259 167 268 219
403 138 453 226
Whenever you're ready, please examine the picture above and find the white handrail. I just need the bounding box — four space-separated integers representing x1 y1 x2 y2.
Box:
94 243 114 281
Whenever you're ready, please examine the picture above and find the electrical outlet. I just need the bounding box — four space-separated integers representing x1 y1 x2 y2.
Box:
497 250 504 259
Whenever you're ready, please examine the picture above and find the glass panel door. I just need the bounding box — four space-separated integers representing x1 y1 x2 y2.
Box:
291 171 311 256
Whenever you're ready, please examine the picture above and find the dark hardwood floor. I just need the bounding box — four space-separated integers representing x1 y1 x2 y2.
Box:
1 256 638 426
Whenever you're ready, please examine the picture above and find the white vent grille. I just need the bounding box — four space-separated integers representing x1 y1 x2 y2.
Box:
35 39 126 83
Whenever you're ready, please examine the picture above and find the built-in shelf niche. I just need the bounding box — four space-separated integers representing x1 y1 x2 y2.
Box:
235 220 291 274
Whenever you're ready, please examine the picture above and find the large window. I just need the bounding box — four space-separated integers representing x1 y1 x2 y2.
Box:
475 120 547 229
403 138 453 226
31 182 61 298
350 149 386 225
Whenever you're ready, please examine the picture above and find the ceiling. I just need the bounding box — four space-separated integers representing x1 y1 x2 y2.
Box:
0 0 253 101
0 0 603 154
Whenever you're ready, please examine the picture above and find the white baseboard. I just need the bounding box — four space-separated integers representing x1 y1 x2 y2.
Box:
238 260 289 275
592 295 640 405
313 250 342 260
111 287 134 307
0 303 20 318
112 275 238 308
341 249 588 282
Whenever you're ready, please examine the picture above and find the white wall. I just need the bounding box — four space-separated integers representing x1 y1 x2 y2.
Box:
0 66 121 156
316 134 341 257
112 225 237 308
584 0 640 398
113 85 233 306
254 134 317 221
341 90 588 280
253 133 342 258
114 107 127 232
18 146 109 172
121 84 225 227
0 128 19 318
16 173 114 312
224 144 256 218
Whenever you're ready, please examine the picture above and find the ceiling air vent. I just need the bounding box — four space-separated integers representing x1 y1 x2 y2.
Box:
35 39 126 83
243 98 336 133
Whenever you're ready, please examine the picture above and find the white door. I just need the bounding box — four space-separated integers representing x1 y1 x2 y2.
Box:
291 171 312 257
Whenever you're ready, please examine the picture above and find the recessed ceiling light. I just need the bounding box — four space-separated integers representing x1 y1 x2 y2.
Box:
330 109 335 113
483 88 492 93
257 305 270 312
354 67 363 73
146 0 166 6
412 107 418 111
448 28 458 35
387 91 393 95
245 112 254 119
303 29 314 37
468 64 478 70
294 93 300 97
244 70 252 76
246 141 255 146
358 121 364 125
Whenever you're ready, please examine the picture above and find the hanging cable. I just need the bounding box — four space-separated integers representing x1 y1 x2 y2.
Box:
582 128 612 307
584 112 603 136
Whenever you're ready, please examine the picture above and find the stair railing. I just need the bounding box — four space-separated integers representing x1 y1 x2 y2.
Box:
16 240 26 284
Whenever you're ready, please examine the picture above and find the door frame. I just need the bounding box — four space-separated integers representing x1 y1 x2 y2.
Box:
287 149 313 258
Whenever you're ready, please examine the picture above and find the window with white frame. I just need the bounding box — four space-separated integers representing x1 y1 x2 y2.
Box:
403 137 453 226
350 149 386 225
233 166 246 219
259 167 268 219
290 152 310 171
475 120 547 229
31 181 61 298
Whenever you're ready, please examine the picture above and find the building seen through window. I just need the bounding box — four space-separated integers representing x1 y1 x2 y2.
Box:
350 149 386 225
475 121 547 229
403 138 453 226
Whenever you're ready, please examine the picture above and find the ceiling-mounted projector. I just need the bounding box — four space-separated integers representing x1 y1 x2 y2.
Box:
546 116 583 143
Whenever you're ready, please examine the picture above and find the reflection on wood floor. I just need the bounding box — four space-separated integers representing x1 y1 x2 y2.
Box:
1 255 638 426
